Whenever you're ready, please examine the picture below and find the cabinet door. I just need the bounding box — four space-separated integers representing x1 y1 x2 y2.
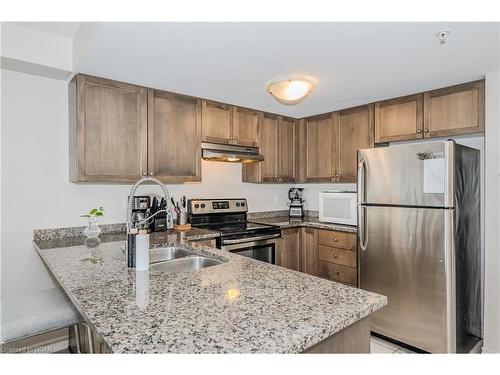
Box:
232 107 260 147
201 100 232 144
374 94 423 143
276 228 300 271
336 105 374 183
423 80 485 138
278 116 296 182
259 113 279 182
305 114 335 182
147 90 201 182
300 228 318 276
70 75 147 182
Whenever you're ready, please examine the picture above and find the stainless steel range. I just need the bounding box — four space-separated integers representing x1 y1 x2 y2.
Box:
188 198 281 264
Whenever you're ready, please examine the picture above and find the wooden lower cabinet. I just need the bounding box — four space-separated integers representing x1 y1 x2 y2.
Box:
300 227 318 276
277 227 358 287
276 228 300 271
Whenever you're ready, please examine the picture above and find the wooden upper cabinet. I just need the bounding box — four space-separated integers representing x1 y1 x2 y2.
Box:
423 80 485 138
278 117 296 182
242 114 296 183
304 114 335 182
69 74 148 182
147 90 201 183
201 100 232 144
374 94 423 143
232 107 260 147
336 105 374 182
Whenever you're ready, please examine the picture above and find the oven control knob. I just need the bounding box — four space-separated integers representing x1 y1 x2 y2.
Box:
200 203 206 208
241 202 245 207
194 204 199 209
236 202 240 207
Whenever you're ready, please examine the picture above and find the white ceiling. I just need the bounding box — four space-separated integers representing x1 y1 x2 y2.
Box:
13 22 82 39
24 22 500 118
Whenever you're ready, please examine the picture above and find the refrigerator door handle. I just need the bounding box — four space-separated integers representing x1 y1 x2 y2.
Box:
358 205 368 251
444 208 456 353
357 158 367 204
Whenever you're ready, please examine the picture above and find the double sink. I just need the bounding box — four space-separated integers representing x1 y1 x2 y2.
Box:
149 246 222 273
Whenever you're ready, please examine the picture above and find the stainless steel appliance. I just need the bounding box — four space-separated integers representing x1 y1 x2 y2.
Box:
288 188 305 218
357 140 482 353
201 142 264 163
188 198 281 264
319 191 357 225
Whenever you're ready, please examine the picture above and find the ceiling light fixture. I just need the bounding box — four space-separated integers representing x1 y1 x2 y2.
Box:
267 78 314 105
435 30 451 45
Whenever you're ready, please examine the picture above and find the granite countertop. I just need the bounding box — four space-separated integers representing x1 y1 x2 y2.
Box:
33 230 385 353
250 216 358 233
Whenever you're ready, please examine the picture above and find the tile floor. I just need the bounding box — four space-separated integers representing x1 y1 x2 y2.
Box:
370 336 417 354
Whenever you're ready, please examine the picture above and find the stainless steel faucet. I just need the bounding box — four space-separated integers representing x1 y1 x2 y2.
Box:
126 176 171 232
126 177 171 267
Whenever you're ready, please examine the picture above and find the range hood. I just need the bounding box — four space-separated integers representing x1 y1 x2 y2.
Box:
201 142 264 163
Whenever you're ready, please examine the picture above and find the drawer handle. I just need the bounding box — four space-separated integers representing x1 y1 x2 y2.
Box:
333 270 339 275
333 238 338 242
333 254 338 259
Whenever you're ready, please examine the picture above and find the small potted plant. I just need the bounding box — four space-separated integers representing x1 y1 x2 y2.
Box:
81 207 105 238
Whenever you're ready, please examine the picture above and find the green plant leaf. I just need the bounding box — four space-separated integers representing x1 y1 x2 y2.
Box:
81 214 91 218
89 208 98 215
94 212 103 216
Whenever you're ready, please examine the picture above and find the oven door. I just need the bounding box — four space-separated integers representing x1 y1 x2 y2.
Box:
220 235 280 264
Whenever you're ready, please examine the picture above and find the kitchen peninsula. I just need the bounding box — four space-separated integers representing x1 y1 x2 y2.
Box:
33 229 386 353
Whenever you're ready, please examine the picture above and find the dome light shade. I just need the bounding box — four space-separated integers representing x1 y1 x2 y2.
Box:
267 78 314 105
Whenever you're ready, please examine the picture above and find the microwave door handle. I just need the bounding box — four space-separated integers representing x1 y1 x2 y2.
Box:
357 158 366 204
358 205 368 251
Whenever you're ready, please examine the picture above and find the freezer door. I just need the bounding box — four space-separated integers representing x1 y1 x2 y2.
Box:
357 141 454 207
358 205 455 353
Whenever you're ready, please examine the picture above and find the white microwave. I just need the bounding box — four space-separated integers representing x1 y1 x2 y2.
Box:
319 191 357 226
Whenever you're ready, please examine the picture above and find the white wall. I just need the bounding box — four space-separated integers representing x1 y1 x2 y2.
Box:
0 69 316 299
483 71 500 353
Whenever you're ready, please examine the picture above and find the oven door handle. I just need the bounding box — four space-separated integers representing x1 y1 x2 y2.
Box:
222 233 281 245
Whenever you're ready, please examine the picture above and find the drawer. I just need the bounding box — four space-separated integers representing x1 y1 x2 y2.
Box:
319 245 357 268
318 261 357 285
318 230 357 250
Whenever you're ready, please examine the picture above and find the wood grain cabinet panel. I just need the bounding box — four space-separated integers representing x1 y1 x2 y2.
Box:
318 261 357 286
201 100 232 144
336 105 374 182
278 116 296 182
374 94 423 143
319 245 357 268
242 114 296 183
69 74 148 182
300 227 318 276
276 228 300 271
232 107 260 147
147 90 201 183
318 230 357 251
423 80 485 138
304 114 336 182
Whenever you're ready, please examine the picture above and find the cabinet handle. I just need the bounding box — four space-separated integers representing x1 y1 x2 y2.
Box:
141 172 146 176
234 137 238 140
333 270 339 275
333 238 338 242
229 136 234 140
424 128 430 133
335 174 340 178
333 254 338 259
150 172 154 176
416 129 422 134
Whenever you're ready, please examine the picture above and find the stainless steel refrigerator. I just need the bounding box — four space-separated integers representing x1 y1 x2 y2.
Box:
357 140 482 353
